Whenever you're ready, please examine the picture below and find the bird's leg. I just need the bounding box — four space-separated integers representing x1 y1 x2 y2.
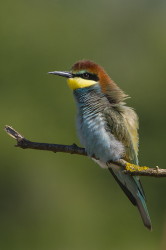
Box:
125 162 149 172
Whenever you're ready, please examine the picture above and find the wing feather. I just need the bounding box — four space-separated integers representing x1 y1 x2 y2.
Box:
104 105 139 164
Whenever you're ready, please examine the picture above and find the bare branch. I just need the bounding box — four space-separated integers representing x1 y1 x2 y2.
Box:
4 125 166 177
4 125 86 156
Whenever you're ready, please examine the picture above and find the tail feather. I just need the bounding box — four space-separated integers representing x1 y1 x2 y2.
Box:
108 163 152 230
109 167 137 206
136 193 152 230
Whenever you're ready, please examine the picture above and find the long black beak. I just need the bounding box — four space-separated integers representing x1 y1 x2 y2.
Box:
48 71 73 78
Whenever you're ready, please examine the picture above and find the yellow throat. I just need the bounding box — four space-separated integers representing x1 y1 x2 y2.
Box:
67 77 96 90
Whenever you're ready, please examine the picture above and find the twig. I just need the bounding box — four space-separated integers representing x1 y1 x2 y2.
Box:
124 167 166 177
4 125 86 156
4 125 166 177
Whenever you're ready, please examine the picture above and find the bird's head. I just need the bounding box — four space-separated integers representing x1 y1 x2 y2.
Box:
49 60 127 103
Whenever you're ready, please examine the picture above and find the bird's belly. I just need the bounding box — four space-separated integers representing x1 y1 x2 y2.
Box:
77 113 124 163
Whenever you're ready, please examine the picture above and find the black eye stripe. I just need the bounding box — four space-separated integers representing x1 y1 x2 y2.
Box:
73 72 99 81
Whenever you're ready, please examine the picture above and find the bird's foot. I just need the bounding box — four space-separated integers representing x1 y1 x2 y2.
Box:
125 163 149 172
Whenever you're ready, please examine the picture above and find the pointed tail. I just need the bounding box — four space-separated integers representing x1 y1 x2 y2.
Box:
108 163 152 230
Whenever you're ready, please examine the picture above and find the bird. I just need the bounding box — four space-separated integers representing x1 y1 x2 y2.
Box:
49 60 152 230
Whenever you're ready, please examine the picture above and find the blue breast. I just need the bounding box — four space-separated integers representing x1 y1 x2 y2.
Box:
73 85 124 163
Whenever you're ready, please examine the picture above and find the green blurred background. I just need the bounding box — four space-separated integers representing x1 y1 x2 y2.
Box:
1 0 166 249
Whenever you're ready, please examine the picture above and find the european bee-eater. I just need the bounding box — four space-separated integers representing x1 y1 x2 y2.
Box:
49 60 152 230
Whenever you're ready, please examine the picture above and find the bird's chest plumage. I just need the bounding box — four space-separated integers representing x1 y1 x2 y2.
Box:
74 86 124 163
